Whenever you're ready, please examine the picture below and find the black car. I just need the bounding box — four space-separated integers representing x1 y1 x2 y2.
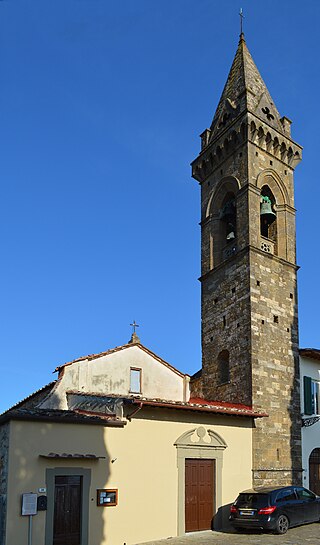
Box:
229 486 320 534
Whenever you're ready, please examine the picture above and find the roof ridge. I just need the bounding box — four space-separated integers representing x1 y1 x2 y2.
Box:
55 342 188 378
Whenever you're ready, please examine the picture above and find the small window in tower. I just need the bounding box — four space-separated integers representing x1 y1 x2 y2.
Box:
130 368 142 393
256 151 259 157
290 293 293 299
237 323 240 328
257 280 261 287
223 316 226 328
273 315 279 324
232 287 236 294
214 297 219 304
284 170 287 175
220 169 223 175
218 350 230 384
239 152 242 157
261 319 265 324
287 328 290 332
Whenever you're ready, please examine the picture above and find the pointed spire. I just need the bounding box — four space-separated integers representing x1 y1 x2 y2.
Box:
209 34 284 142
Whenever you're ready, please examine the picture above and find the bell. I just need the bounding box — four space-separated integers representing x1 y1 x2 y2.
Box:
226 223 235 241
226 230 235 241
220 200 235 221
260 196 276 225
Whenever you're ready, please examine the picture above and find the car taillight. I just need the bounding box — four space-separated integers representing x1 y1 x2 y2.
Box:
230 505 237 513
258 506 277 515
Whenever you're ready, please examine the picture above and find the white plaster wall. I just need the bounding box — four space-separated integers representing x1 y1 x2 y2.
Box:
300 355 320 488
39 345 189 409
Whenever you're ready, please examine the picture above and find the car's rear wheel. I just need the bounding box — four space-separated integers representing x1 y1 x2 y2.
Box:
274 514 289 534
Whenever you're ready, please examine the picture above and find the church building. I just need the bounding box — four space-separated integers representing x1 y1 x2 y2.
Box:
0 31 308 545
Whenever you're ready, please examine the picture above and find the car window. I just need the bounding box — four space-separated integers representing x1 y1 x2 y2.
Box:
235 493 269 508
296 488 316 501
275 489 296 502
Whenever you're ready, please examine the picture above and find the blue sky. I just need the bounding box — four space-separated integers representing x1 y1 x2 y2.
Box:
0 0 319 413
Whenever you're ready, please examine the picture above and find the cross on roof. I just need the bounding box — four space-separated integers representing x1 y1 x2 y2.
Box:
130 320 140 334
239 8 244 35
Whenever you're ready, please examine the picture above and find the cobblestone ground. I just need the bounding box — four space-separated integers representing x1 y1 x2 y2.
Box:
137 523 320 545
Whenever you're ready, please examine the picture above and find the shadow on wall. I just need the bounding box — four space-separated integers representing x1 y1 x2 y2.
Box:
213 503 233 533
289 302 302 486
7 419 111 545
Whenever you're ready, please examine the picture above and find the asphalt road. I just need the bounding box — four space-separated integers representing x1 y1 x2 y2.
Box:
138 522 320 545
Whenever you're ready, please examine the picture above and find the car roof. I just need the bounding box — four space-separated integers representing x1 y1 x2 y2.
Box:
239 486 294 494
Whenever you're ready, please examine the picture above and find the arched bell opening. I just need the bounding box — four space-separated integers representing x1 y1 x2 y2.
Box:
219 192 237 245
260 185 277 253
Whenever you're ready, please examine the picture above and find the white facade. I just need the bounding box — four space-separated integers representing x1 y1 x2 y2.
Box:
300 351 320 490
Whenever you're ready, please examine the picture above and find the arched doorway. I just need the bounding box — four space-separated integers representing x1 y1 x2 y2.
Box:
309 448 320 495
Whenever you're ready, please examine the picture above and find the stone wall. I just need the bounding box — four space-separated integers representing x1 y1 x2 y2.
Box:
193 107 302 487
250 249 301 486
201 249 252 406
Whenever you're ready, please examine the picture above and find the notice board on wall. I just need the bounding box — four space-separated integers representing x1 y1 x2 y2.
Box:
21 493 37 516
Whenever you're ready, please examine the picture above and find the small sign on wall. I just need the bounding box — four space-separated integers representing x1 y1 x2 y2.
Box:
97 489 118 506
21 493 38 516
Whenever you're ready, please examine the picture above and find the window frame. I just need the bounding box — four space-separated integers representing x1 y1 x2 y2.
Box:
304 375 320 416
129 367 142 394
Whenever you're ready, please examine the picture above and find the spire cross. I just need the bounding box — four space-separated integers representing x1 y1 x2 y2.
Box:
130 320 139 334
239 8 244 35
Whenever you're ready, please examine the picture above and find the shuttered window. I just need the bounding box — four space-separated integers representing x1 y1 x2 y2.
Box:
304 376 313 415
303 376 320 415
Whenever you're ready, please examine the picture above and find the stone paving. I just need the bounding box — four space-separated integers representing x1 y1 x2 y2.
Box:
138 522 320 545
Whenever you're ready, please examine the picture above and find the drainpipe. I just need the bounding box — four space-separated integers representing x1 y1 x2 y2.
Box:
126 401 143 421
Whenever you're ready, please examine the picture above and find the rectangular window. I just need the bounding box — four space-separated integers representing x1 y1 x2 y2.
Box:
130 368 141 393
312 380 320 415
304 376 320 415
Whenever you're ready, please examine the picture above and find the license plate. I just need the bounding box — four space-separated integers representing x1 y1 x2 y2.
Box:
240 510 255 516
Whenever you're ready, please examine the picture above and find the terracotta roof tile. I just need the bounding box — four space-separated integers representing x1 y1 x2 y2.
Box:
0 408 126 427
55 342 188 378
300 348 320 361
129 397 267 418
0 381 56 416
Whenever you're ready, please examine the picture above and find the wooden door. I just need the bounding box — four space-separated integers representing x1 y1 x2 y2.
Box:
185 459 215 532
309 448 320 495
53 475 82 545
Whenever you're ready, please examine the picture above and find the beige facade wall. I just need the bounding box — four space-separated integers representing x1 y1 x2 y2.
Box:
6 412 252 545
40 345 189 410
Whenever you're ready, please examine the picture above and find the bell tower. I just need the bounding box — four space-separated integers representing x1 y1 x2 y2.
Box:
192 33 303 487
